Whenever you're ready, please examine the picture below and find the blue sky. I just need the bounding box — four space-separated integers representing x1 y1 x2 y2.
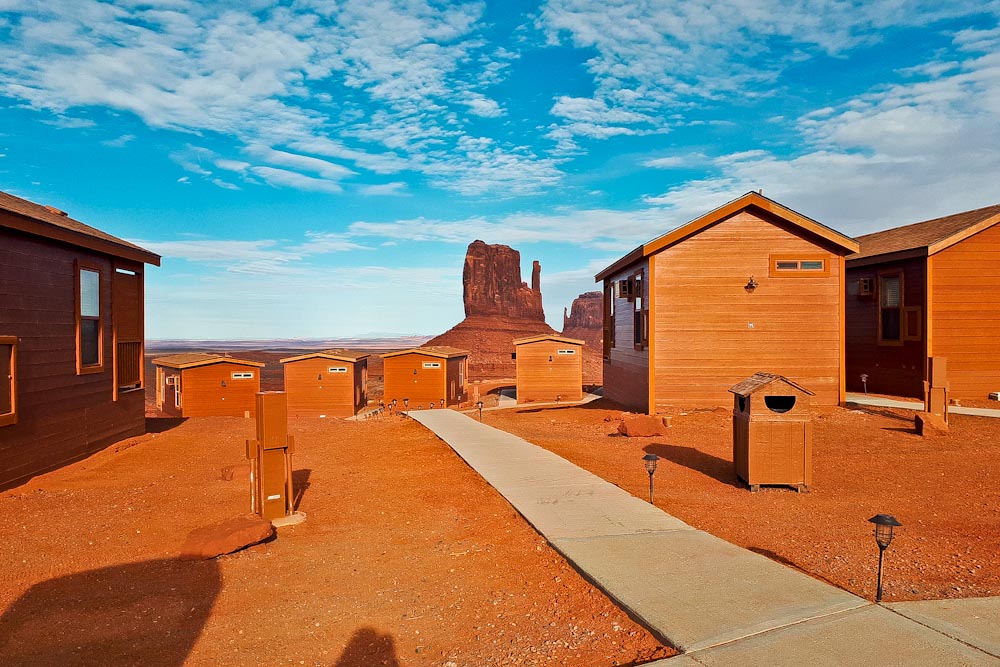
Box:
1 1 998 340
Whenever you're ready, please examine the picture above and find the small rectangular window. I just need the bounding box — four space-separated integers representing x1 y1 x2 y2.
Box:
800 260 824 270
0 336 16 427
328 367 348 373
422 362 441 369
858 278 874 296
557 349 576 355
903 306 922 341
879 273 903 344
769 254 829 277
775 260 799 270
77 265 103 372
231 372 254 379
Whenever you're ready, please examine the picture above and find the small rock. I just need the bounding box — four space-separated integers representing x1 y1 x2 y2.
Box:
179 513 274 560
617 414 669 437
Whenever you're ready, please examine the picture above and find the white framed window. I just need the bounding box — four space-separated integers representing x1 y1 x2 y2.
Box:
231 372 254 379
174 385 182 408
328 366 348 373
0 336 16 427
422 362 441 369
76 263 103 373
557 349 577 355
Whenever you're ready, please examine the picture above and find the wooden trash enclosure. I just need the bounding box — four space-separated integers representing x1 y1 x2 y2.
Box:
280 349 369 418
153 353 264 417
730 372 814 492
382 346 469 409
513 334 584 404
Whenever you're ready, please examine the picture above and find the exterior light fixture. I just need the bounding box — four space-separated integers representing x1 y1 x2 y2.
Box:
318 373 323 381
476 400 484 421
440 398 445 408
413 369 418 375
868 513 902 602
861 373 869 395
221 380 226 387
744 276 758 292
403 398 409 409
642 453 659 504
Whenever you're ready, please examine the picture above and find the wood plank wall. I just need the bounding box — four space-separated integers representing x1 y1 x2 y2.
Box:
0 227 146 490
515 340 583 403
602 259 650 412
178 362 260 417
383 353 449 408
931 223 1000 398
845 257 927 397
445 357 467 406
284 357 363 418
652 211 844 408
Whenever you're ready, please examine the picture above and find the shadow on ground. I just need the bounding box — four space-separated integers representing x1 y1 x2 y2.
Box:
0 558 221 667
145 416 187 434
643 442 739 487
293 468 312 511
333 627 400 667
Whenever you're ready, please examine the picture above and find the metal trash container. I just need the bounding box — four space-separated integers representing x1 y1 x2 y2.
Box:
729 372 813 492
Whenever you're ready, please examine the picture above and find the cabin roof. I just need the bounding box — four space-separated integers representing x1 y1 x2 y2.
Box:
381 345 470 360
280 348 370 363
595 191 859 281
0 190 161 266
848 203 1000 264
153 353 266 370
728 371 815 397
513 334 585 346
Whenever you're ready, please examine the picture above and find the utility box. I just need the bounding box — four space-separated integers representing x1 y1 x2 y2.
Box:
246 392 295 520
729 372 814 492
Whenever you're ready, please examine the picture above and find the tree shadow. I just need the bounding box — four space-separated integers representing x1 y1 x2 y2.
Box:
333 627 400 667
643 443 739 487
293 468 312 511
145 417 187 434
0 558 221 667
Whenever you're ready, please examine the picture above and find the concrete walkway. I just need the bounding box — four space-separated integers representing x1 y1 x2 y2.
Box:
409 409 1000 665
846 392 1000 418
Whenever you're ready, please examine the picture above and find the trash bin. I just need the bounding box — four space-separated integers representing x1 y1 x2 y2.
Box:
729 372 814 492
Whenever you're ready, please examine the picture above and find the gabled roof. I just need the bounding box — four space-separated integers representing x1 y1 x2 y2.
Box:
595 191 859 281
513 334 585 346
0 190 161 266
381 346 469 360
728 372 815 397
152 353 266 370
280 348 370 364
848 203 1000 265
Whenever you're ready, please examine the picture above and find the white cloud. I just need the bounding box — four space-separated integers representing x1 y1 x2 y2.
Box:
246 145 356 180
102 133 135 147
250 165 344 193
359 181 408 196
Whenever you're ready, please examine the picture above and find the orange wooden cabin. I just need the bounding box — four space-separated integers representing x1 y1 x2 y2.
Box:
846 203 1000 399
595 192 859 413
0 191 160 490
280 349 369 418
513 335 584 404
382 346 469 409
154 354 265 417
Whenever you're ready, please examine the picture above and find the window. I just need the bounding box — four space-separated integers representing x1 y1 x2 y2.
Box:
231 372 254 379
459 360 465 387
557 349 576 355
603 281 616 358
0 337 16 427
632 271 648 351
113 266 143 395
175 383 182 409
77 265 103 373
328 367 348 373
879 273 903 344
422 362 441 369
769 254 830 277
858 278 874 296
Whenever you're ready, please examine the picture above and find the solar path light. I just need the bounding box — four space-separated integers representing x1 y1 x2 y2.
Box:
868 513 902 602
642 453 659 504
403 398 409 409
476 400 484 421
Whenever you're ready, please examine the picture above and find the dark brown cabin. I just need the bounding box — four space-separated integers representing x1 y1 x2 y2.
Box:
280 349 369 418
595 192 859 413
382 346 469 409
846 203 1000 399
513 335 584 404
0 190 160 490
153 354 264 417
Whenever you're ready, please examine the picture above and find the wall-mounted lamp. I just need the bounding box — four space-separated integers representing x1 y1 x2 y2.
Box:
744 276 758 292
318 374 323 381
413 369 418 375
221 380 227 387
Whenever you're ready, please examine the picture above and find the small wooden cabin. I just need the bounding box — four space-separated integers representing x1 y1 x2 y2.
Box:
280 349 369 418
846 203 1000 399
513 335 584 403
0 190 160 490
153 354 265 417
595 192 859 413
382 346 469 409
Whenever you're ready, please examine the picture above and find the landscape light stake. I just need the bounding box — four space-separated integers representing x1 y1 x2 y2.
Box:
403 398 409 410
476 400 484 421
868 514 902 602
643 453 659 504
861 373 869 395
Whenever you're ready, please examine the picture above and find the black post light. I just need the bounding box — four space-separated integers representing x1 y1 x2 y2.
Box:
868 514 902 602
476 400 484 421
440 398 445 408
642 453 659 504
403 398 409 409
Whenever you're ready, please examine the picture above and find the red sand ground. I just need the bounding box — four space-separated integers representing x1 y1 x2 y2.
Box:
487 401 1000 602
0 415 673 667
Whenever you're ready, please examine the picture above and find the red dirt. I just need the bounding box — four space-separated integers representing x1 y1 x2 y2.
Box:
486 400 1000 602
0 415 673 666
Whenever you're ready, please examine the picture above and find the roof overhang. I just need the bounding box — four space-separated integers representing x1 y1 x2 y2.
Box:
513 334 585 346
153 356 266 370
846 247 928 269
280 351 369 364
381 347 469 360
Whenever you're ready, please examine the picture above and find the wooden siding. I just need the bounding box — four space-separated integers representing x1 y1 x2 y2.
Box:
445 356 467 407
515 340 583 403
0 227 146 490
652 211 843 408
283 357 366 418
930 222 1000 398
845 257 927 397
602 258 650 412
176 362 260 417
383 353 450 408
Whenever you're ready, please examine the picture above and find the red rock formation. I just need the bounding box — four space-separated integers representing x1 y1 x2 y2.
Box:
463 240 545 321
562 291 604 385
